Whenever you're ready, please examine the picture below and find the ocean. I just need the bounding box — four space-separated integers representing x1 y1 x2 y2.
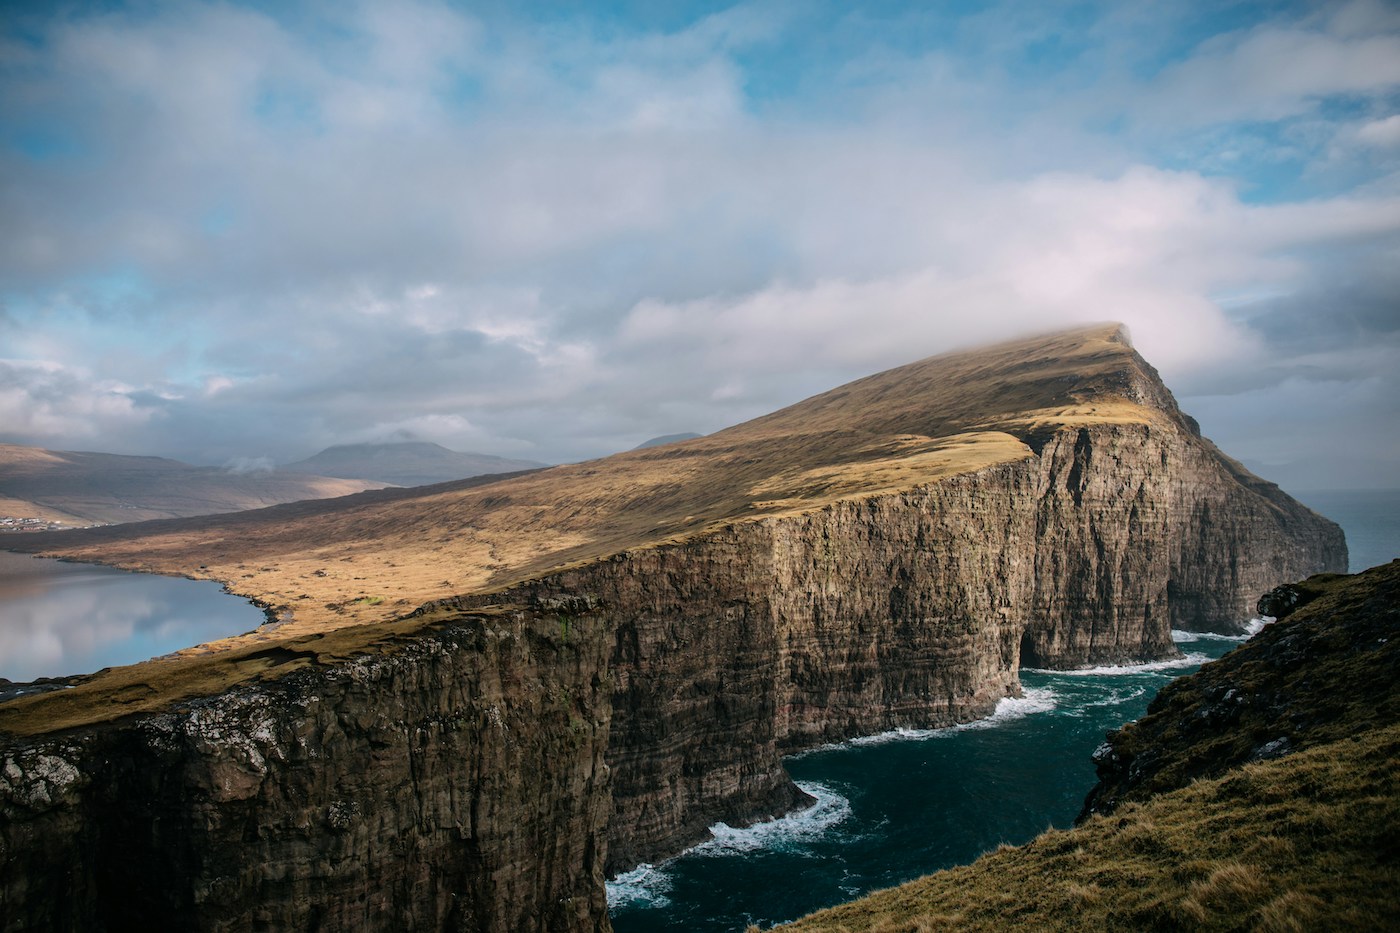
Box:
607 488 1399 932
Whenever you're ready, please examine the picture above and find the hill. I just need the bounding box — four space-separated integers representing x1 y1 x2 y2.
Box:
783 560 1400 932
0 444 386 526
1 323 1342 702
0 324 1347 932
632 432 703 449
281 441 546 486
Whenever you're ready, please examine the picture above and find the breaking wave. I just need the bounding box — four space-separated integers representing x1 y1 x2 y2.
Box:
605 781 852 910
606 862 673 911
1079 684 1149 708
694 781 852 856
830 686 1059 749
1026 653 1210 677
1171 628 1251 644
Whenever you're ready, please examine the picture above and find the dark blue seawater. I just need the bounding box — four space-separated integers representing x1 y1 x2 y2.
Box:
609 488 1400 932
0 550 267 682
608 636 1244 932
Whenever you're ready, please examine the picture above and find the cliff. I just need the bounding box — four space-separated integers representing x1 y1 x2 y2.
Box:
1081 560 1400 819
783 560 1400 932
0 324 1346 930
1 610 612 932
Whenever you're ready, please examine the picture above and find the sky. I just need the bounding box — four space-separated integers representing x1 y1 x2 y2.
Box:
1 0 1397 489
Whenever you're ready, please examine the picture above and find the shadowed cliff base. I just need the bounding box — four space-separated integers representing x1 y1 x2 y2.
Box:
782 560 1400 933
0 324 1347 931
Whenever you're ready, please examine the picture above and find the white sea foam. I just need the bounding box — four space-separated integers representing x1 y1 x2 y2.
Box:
1244 616 1275 636
1171 628 1250 644
695 781 852 856
830 686 1060 749
1026 652 1210 677
605 781 853 909
606 862 672 911
1079 685 1149 708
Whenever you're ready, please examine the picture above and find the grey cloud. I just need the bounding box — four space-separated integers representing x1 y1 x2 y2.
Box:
1 1 1398 487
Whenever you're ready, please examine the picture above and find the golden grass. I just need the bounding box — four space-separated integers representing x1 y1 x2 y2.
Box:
2 324 1169 734
783 724 1400 932
0 603 500 736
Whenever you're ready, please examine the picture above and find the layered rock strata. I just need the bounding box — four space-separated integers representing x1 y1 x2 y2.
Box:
0 325 1347 930
1 614 612 933
435 414 1343 873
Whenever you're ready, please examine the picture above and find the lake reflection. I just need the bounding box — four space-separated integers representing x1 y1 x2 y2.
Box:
0 550 267 682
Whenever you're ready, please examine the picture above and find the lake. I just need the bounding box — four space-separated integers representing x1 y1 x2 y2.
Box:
0 550 267 684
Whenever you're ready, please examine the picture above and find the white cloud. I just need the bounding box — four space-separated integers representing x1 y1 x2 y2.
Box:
0 360 154 442
1356 115 1400 150
1138 16 1400 127
0 1 1397 483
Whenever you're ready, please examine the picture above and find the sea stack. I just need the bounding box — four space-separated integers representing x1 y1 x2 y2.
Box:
1 324 1345 932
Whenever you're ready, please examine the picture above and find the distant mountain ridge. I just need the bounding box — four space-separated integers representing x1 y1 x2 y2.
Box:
2 324 1347 931
633 432 703 450
0 443 384 526
282 442 547 487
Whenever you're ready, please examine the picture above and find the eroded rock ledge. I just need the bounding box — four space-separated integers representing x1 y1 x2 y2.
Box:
0 327 1346 932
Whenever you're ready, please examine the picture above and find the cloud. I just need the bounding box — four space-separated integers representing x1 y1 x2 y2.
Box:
0 360 155 444
223 455 274 474
0 0 1397 484
1356 115 1400 150
1130 5 1400 128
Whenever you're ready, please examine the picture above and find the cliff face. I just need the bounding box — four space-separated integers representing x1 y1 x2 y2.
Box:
1082 560 1400 820
449 416 1342 873
0 325 1347 931
784 563 1400 933
0 614 612 933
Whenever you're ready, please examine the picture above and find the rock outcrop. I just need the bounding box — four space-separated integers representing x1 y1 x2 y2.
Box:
1 614 612 933
784 561 1400 933
1081 560 1399 820
0 325 1347 931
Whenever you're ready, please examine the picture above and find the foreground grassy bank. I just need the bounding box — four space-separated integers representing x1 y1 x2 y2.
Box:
784 561 1400 932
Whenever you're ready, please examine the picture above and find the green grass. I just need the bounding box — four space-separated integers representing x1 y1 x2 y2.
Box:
783 561 1400 932
782 723 1400 932
0 605 511 737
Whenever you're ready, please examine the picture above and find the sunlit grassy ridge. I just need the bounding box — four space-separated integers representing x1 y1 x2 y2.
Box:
7 324 1156 634
1 324 1171 736
782 560 1400 933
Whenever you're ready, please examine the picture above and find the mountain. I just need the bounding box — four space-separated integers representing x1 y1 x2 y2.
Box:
282 441 547 487
0 324 1346 932
785 560 1400 932
0 443 387 526
632 432 702 449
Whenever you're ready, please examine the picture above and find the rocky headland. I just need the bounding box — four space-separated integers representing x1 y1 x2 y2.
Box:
784 559 1400 932
0 324 1345 931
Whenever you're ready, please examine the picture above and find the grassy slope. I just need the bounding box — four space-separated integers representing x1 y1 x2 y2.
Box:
783 724 1400 933
6 324 1159 637
1084 561 1400 815
0 324 1179 736
783 561 1400 933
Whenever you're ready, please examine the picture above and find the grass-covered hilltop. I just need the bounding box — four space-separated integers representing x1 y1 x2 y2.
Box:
0 325 1350 931
783 560 1400 933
